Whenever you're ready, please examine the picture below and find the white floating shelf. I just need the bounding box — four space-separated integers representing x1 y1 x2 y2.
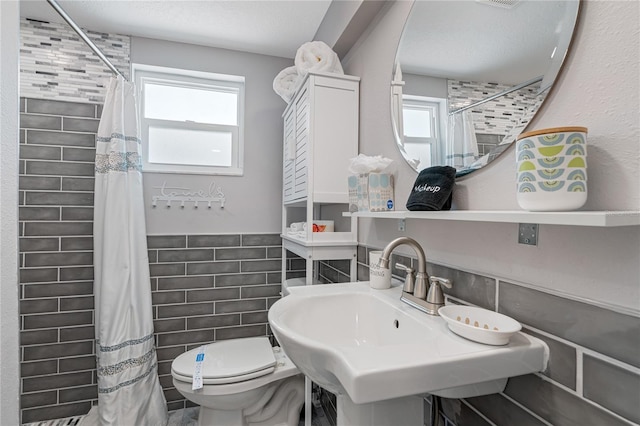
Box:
281 233 357 247
344 210 640 227
281 234 357 262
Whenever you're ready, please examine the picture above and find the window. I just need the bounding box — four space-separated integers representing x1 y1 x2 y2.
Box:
133 64 245 175
402 96 446 169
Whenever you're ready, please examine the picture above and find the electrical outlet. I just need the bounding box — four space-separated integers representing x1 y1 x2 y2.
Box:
398 219 406 232
518 223 538 246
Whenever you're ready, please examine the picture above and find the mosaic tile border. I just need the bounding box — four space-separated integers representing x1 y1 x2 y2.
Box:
20 18 130 104
448 79 542 137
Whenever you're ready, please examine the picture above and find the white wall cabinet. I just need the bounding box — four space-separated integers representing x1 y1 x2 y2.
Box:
281 72 360 287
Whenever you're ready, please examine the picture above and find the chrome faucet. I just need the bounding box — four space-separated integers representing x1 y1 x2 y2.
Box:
379 236 429 297
378 237 452 315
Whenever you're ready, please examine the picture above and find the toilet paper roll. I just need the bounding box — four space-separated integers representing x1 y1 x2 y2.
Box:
369 251 391 290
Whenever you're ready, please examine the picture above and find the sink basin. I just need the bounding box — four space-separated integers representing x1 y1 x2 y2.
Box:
268 281 548 406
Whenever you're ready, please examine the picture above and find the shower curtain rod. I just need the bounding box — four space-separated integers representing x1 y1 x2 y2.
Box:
46 0 127 81
449 75 543 116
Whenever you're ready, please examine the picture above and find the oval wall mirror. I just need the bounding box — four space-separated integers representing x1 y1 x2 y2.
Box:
391 0 580 176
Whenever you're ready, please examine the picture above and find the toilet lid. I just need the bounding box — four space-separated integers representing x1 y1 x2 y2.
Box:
171 337 276 385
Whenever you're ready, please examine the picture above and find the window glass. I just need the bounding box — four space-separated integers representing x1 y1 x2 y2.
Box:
405 142 432 167
401 97 444 169
133 64 244 175
403 107 433 138
148 127 233 167
144 83 238 125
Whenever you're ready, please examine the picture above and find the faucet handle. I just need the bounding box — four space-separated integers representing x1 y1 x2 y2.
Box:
395 263 414 273
426 276 453 309
429 276 452 289
395 263 415 293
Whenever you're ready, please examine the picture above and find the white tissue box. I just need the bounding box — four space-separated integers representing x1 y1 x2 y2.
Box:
348 173 394 212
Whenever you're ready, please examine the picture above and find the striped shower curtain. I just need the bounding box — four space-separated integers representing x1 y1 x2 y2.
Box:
93 76 167 425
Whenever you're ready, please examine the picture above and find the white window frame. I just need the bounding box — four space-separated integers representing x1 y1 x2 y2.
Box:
402 95 446 168
133 64 245 175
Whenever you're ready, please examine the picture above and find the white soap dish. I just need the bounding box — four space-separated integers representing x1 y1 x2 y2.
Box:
438 305 521 346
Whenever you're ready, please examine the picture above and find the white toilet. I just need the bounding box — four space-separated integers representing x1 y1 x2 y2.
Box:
171 336 304 426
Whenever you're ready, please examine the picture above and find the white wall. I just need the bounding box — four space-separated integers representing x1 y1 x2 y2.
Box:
403 73 448 99
0 1 21 424
131 37 292 235
343 1 640 311
314 0 363 50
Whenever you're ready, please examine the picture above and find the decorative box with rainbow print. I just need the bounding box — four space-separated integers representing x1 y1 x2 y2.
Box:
516 126 588 211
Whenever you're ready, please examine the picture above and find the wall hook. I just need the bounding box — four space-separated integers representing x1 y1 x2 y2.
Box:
152 181 226 210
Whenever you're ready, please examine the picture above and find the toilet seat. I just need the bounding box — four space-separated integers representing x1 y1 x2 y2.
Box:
171 337 276 385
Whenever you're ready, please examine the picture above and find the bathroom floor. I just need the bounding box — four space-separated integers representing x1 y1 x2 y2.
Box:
166 406 330 426
23 404 332 426
23 416 83 426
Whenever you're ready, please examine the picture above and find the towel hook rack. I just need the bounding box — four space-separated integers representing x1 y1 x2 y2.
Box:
151 181 225 210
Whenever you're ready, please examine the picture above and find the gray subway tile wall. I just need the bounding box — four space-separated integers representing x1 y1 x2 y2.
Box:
148 233 289 411
317 259 352 284
464 393 547 426
499 281 640 369
19 98 100 423
436 397 491 426
504 375 630 426
320 390 338 426
521 328 577 390
430 264 496 310
582 355 640 424
24 98 98 117
18 96 291 421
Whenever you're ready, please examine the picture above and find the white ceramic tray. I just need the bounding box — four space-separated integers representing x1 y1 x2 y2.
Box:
438 305 522 345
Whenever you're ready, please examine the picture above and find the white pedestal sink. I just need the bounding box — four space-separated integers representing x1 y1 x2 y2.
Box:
268 282 548 426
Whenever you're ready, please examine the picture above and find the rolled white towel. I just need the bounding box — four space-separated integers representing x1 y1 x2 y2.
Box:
287 230 307 239
273 66 301 103
295 41 344 76
289 222 305 232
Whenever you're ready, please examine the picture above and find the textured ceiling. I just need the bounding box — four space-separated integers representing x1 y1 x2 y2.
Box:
19 0 577 84
19 0 333 59
398 1 577 84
